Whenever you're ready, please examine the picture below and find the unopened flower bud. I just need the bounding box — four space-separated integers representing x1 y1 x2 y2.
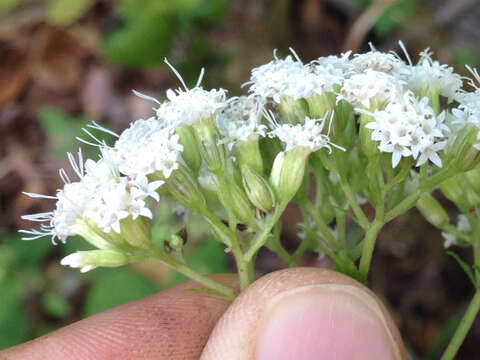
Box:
440 175 469 207
417 193 449 228
242 165 276 212
465 165 480 194
176 124 202 174
192 117 226 172
165 165 207 214
448 125 480 172
279 96 308 124
359 113 379 158
119 216 153 250
61 249 129 273
305 92 335 119
235 139 264 175
270 148 309 200
218 181 255 226
165 233 186 253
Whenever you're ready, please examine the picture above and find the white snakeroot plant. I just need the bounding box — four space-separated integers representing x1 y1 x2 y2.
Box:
20 45 480 360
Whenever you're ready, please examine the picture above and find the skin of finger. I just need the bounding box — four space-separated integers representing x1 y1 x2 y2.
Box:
0 274 237 360
201 267 406 360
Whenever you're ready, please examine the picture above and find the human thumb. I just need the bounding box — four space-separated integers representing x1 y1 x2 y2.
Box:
201 267 405 360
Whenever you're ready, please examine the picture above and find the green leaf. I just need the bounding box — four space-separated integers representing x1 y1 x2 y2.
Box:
447 251 477 287
47 0 96 26
0 0 19 15
83 267 158 316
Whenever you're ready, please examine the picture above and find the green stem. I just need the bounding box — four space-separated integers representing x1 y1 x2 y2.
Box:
210 173 251 290
155 252 235 300
340 180 370 229
440 289 480 360
305 202 340 251
358 217 384 283
244 200 289 262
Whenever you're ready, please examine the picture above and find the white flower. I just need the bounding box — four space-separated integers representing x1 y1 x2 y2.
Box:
405 48 462 103
267 111 344 153
216 95 268 150
441 232 457 249
352 47 407 76
246 50 345 103
156 87 227 127
114 118 183 179
135 60 227 127
338 70 405 110
365 92 449 167
20 150 160 243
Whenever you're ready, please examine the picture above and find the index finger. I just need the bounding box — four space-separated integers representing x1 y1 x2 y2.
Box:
0 274 236 360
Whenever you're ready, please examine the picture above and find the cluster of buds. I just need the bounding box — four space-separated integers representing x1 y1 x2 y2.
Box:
20 43 480 281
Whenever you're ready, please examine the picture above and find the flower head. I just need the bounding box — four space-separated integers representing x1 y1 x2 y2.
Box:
365 92 449 167
267 111 343 153
406 48 462 103
338 70 404 110
114 118 183 179
246 50 344 103
216 95 267 150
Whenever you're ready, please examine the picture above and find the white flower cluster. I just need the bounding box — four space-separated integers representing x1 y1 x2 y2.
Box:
267 112 342 153
245 50 348 103
244 43 477 169
216 95 267 150
365 92 449 168
21 149 162 244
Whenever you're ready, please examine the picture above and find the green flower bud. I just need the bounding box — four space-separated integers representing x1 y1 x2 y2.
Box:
465 165 480 194
119 216 153 250
235 139 264 175
218 181 255 226
448 125 480 172
192 117 225 173
176 124 202 175
279 96 308 124
242 165 276 212
359 113 379 159
270 148 309 200
61 249 130 272
417 193 449 228
305 92 335 119
165 233 185 252
165 165 207 214
333 99 356 150
440 175 469 207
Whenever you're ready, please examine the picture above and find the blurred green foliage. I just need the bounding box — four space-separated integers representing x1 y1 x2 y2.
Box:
104 0 227 69
348 0 418 38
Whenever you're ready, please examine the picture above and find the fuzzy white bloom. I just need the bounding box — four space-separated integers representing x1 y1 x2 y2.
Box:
452 67 480 149
156 87 227 127
114 118 183 178
246 50 345 103
352 48 407 76
20 150 162 244
365 92 449 168
441 214 471 248
134 60 227 127
216 95 268 150
405 49 463 103
338 70 405 110
267 112 344 153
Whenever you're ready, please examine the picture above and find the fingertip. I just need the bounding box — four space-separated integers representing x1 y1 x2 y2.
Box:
201 268 405 360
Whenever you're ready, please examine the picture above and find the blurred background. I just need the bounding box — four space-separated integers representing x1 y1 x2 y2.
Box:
1 0 480 358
